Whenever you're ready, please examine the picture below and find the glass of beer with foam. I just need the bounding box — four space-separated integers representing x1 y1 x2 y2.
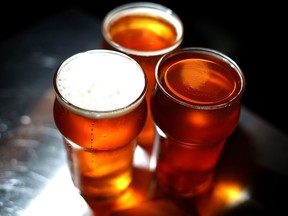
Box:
52 49 147 201
101 2 184 154
150 47 246 197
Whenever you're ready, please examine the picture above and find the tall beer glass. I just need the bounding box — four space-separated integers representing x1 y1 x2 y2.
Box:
53 49 147 201
101 2 184 153
150 47 246 197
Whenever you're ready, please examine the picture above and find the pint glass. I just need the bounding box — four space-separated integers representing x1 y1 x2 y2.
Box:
101 2 184 152
53 50 147 201
150 47 246 197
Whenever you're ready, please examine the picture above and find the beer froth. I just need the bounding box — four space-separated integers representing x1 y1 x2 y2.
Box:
56 50 146 118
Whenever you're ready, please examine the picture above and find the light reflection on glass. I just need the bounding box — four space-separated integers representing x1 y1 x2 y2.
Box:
133 145 150 169
114 146 151 210
112 181 148 211
86 146 153 214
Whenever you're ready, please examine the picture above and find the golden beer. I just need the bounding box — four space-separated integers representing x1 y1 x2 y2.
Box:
101 2 183 153
150 47 246 197
53 50 147 200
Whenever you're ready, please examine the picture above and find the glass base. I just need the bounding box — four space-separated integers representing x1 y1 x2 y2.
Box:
156 173 214 198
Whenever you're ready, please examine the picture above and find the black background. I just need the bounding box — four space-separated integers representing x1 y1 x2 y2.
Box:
1 1 287 135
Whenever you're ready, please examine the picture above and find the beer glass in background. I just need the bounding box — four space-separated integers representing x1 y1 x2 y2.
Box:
101 2 184 154
150 47 246 197
53 50 148 201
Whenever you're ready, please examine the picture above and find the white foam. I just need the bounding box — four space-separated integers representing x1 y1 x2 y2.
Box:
56 50 146 118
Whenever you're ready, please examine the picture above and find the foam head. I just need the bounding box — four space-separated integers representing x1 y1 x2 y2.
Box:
54 49 147 118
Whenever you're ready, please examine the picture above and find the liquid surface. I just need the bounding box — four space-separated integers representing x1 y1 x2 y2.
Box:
161 58 239 105
56 50 146 114
108 14 178 52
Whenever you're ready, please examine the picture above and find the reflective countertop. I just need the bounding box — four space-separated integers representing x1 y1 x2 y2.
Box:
1 7 288 216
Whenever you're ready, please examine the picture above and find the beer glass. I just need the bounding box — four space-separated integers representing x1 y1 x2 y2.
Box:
101 2 184 153
150 47 246 197
53 49 148 201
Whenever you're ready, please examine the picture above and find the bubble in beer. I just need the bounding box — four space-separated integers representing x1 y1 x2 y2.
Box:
56 50 146 117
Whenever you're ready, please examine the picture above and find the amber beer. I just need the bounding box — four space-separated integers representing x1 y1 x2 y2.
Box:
150 47 246 197
53 50 147 200
101 2 183 152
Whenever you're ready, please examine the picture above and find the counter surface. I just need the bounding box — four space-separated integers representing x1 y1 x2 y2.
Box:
1 7 288 216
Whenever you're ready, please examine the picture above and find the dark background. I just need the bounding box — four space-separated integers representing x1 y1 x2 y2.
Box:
1 1 287 135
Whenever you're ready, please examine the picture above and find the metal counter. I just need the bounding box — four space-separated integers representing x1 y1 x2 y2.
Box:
1 7 288 216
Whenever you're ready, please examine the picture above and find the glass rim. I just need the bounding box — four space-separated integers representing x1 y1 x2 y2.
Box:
53 49 148 119
101 1 184 57
154 47 246 110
